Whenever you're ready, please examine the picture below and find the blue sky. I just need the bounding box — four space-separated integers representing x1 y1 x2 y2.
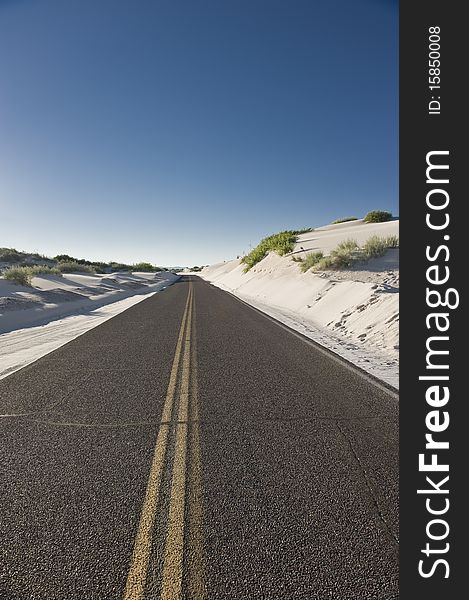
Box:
0 0 398 266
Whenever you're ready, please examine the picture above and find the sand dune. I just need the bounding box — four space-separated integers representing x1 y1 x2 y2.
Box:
200 219 399 388
0 271 179 378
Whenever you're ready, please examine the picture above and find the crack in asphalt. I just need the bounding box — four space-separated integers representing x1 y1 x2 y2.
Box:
335 419 399 546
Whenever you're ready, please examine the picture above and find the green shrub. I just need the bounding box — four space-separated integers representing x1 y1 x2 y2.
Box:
313 253 352 271
363 237 383 258
310 236 399 271
28 266 62 276
384 235 399 248
363 235 399 259
363 236 387 259
316 239 359 268
108 262 132 272
242 227 317 271
54 254 76 263
312 255 340 271
54 254 96 267
3 267 33 286
2 265 62 286
242 230 299 271
363 210 393 223
331 217 358 224
133 262 158 272
300 251 324 272
291 255 303 263
57 261 95 273
333 239 359 254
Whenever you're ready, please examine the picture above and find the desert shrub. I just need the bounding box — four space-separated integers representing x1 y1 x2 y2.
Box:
384 235 399 248
133 262 158 272
363 235 399 259
300 251 324 272
331 217 358 224
295 227 314 234
28 266 62 276
108 262 132 272
363 210 393 223
2 265 62 286
291 255 303 263
56 261 95 273
363 237 384 258
2 267 33 286
312 253 352 271
363 236 387 258
54 254 97 266
333 239 359 254
310 236 399 271
54 254 76 263
312 255 339 271
325 253 353 269
320 239 359 268
242 230 300 271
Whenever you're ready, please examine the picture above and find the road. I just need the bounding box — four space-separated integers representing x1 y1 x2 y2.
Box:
0 276 399 599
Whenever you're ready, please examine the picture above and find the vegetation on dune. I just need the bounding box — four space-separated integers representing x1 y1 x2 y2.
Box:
56 261 96 273
1 247 51 264
299 251 324 273
334 239 360 253
1 247 167 279
106 262 131 272
0 248 23 262
56 256 163 273
56 254 110 273
321 238 359 269
363 235 399 259
331 217 358 224
3 265 62 286
363 210 393 223
28 265 62 276
297 236 399 273
132 262 162 272
242 229 313 272
3 267 32 286
242 231 297 271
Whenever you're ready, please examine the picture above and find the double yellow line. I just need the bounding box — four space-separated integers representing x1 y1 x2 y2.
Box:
124 283 205 600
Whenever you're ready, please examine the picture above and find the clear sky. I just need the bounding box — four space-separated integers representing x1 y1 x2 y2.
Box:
0 0 398 266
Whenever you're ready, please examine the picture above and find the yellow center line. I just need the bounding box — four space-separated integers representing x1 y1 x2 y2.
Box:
186 300 207 600
160 424 188 600
161 286 193 424
177 293 193 424
160 286 194 600
124 284 192 600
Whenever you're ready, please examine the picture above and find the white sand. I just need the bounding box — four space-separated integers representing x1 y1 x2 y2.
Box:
0 271 179 379
200 219 399 389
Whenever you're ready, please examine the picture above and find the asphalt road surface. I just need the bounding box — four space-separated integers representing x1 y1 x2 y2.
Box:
0 276 399 599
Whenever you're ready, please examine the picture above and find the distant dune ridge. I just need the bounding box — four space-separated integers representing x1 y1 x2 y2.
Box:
200 218 399 389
